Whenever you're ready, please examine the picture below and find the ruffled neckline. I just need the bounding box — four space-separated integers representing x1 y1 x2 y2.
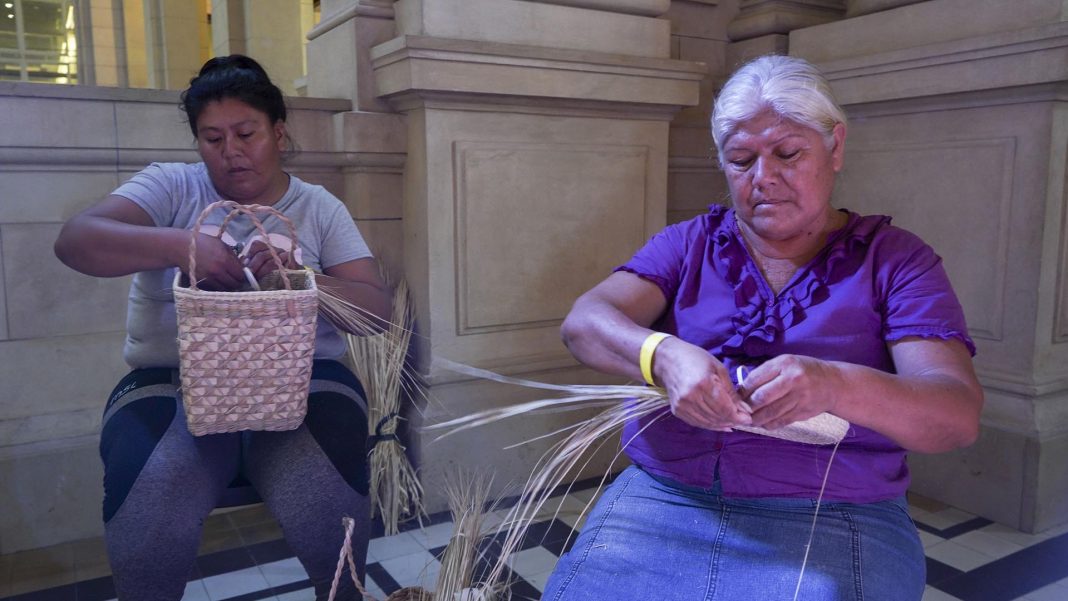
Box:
707 205 891 360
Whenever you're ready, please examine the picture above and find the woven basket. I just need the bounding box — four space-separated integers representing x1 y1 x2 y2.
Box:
173 200 318 436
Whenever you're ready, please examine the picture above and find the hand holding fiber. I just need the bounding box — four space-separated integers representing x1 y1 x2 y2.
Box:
654 335 752 432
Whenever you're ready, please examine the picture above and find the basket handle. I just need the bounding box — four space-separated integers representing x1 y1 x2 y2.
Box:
187 200 301 291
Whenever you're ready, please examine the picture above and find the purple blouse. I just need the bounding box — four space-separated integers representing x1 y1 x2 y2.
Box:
617 205 974 503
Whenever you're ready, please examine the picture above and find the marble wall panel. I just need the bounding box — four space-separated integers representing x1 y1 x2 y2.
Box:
1032 430 1068 532
335 112 407 154
0 440 104 553
666 0 735 40
356 219 404 282
2 224 131 340
454 141 648 333
394 0 671 58
0 231 6 341
846 0 925 17
669 124 715 158
345 171 404 220
792 0 1062 64
668 168 726 214
0 332 127 426
1057 133 1068 344
286 109 340 154
0 171 120 223
113 100 200 150
0 409 103 448
909 424 1028 530
306 10 395 112
836 137 1014 342
409 108 667 372
0 97 117 149
530 0 670 16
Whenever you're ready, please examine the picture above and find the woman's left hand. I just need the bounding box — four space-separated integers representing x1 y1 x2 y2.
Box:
741 355 844 429
244 239 296 280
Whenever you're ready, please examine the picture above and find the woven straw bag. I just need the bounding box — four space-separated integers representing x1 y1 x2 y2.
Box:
173 200 319 436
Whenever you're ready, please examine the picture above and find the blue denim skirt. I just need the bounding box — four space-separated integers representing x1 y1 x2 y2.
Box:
542 465 925 601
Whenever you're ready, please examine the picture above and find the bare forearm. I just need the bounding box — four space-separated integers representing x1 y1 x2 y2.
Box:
560 299 652 382
561 273 671 382
55 215 188 277
831 362 982 453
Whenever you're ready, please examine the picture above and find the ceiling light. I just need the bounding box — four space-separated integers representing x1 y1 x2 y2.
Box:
3 3 12 8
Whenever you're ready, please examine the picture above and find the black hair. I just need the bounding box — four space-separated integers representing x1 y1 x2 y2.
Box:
180 54 287 138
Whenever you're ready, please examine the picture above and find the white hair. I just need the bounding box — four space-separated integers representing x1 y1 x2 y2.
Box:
711 55 847 162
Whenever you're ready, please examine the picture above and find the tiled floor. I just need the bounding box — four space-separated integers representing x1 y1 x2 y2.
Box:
3 477 1068 601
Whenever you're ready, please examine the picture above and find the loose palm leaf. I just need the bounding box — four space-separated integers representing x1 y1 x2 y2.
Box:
426 359 849 595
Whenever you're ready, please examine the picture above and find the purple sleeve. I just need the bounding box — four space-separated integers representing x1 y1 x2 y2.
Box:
614 218 702 303
876 228 976 355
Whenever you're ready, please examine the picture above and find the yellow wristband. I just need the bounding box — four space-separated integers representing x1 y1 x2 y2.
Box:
639 332 672 386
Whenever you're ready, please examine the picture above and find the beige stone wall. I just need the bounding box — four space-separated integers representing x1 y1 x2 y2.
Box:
0 82 357 553
5 0 1068 555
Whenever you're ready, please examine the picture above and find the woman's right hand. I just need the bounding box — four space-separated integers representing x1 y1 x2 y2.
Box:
652 336 752 431
182 232 247 290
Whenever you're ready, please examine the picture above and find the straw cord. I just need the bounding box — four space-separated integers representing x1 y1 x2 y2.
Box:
793 440 841 601
327 517 376 601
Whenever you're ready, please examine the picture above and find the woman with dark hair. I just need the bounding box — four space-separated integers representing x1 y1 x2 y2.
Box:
55 55 387 600
541 55 984 601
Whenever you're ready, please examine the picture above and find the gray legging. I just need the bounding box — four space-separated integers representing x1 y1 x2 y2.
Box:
100 360 370 600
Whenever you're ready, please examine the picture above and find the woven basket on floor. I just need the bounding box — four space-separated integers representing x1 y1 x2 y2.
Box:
173 200 318 436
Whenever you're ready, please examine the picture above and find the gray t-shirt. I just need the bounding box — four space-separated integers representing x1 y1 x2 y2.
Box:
115 162 372 368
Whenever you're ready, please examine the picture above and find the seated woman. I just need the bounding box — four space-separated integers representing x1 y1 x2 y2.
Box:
54 55 390 601
542 55 983 601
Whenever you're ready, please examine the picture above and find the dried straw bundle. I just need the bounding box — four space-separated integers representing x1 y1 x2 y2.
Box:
345 280 427 535
425 359 850 594
435 470 502 601
318 286 389 339
329 471 497 601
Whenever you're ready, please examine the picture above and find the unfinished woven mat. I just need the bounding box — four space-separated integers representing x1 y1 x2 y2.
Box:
174 200 318 436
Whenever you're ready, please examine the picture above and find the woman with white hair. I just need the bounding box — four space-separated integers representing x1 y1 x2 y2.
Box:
541 55 983 600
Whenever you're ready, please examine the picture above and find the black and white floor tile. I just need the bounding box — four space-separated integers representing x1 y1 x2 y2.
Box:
2 478 1067 601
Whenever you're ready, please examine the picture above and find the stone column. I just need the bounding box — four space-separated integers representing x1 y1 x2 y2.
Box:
144 0 208 89
726 0 846 67
791 0 1068 533
664 0 738 225
86 0 124 87
368 0 704 509
305 0 396 111
122 0 149 88
242 0 305 95
210 0 246 57
208 0 306 95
